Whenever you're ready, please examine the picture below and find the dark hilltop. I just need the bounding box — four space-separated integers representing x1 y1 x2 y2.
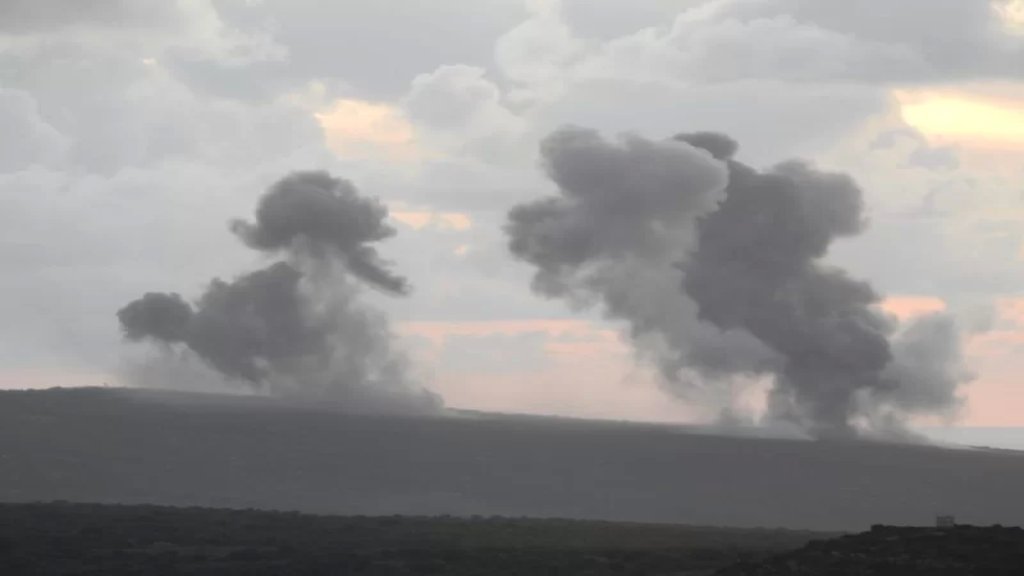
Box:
715 524 1024 575
0 501 829 576
3 387 1024 532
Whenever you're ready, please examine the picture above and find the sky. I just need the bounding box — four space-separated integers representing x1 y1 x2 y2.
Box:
2 0 1024 432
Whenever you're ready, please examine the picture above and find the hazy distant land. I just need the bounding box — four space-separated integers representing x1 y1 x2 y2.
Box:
3 387 1024 531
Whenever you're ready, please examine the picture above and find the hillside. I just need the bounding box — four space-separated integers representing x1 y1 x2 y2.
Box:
3 388 1024 530
0 502 827 575
715 524 1024 575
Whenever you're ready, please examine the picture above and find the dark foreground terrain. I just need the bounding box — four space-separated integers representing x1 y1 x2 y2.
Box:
717 524 1024 575
4 388 1024 530
0 502 826 575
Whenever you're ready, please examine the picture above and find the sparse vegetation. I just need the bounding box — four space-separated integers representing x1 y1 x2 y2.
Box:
716 524 1024 575
0 502 828 575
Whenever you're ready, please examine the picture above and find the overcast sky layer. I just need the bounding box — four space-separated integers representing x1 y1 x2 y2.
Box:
2 0 1024 430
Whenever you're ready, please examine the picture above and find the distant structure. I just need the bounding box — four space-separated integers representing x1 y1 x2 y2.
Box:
936 515 956 528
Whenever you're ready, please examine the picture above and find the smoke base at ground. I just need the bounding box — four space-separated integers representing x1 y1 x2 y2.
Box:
507 126 971 438
117 171 439 413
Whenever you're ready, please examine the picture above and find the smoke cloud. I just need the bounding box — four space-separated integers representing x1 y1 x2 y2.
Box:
118 171 439 412
507 126 970 438
507 127 779 415
230 172 409 294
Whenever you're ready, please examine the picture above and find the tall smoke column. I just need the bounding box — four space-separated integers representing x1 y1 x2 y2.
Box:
680 136 892 437
678 133 971 436
117 171 439 412
508 126 970 438
506 126 781 417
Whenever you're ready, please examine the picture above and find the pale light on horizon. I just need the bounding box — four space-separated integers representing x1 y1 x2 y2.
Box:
314 98 419 160
996 0 1024 29
879 295 948 322
895 88 1024 149
390 209 473 231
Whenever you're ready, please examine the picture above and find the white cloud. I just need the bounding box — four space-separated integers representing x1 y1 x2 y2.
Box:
405 65 528 162
2 0 1024 426
0 0 286 65
0 3 334 382
495 0 584 104
0 89 70 171
315 98 419 161
577 10 923 84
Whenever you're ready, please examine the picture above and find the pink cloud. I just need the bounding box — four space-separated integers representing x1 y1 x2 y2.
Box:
399 300 1024 427
960 297 1024 426
398 319 607 346
879 295 947 321
0 368 109 390
397 319 699 422
875 295 1024 426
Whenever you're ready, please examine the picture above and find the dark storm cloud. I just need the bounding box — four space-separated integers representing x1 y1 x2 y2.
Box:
118 171 437 412
508 126 969 437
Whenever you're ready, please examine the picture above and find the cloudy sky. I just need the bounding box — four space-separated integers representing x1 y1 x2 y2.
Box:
3 0 1024 429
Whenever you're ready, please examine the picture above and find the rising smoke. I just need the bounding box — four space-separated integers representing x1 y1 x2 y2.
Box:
507 126 970 438
118 171 440 413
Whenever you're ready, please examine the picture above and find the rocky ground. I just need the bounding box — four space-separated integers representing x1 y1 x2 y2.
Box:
0 502 824 575
716 524 1024 575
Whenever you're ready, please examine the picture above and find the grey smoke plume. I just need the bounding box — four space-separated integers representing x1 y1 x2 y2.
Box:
231 172 408 294
118 171 438 412
683 149 893 437
876 313 971 419
507 126 969 437
507 127 779 413
118 292 192 343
